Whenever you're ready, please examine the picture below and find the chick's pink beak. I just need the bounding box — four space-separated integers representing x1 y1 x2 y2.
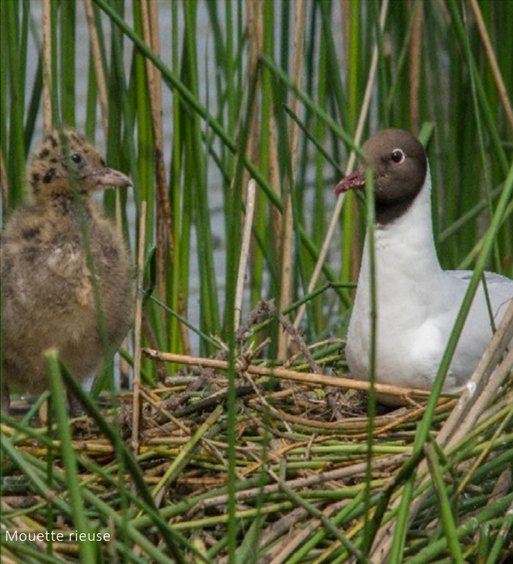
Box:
96 168 133 188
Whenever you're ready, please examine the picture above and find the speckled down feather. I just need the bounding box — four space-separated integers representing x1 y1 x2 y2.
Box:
1 128 134 413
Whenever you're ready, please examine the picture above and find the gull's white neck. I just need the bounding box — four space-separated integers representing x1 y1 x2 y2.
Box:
358 166 444 290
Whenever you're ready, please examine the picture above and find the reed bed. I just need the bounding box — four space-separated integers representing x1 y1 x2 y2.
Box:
1 0 513 563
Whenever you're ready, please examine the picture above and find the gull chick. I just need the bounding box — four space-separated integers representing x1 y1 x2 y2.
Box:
335 129 513 396
1 128 133 413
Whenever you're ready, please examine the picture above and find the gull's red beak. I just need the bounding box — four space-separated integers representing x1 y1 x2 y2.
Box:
334 170 366 194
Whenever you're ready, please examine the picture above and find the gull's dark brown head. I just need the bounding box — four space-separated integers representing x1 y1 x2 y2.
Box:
27 128 133 205
335 129 428 224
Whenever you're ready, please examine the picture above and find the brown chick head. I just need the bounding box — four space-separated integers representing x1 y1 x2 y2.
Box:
27 128 132 204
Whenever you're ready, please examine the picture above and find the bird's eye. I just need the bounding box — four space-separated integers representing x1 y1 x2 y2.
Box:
71 153 83 165
391 149 405 164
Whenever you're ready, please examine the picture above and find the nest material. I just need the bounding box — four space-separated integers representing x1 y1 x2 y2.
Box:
2 302 513 563
2 355 512 563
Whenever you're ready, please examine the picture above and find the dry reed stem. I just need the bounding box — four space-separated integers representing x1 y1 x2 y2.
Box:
37 0 53 414
141 3 189 353
131 201 147 452
116 194 131 388
264 498 350 564
269 113 281 250
244 0 263 255
83 0 109 137
293 0 390 330
409 0 423 134
258 493 347 564
198 452 408 511
249 398 455 438
0 143 8 210
143 348 437 401
141 4 166 304
235 179 257 330
42 0 52 132
278 0 306 358
469 0 513 134
251 507 310 563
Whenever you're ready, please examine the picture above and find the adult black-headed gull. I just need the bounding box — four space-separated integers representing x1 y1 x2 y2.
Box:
335 129 513 394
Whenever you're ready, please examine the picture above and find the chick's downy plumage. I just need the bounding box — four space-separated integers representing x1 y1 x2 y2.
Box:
1 128 133 412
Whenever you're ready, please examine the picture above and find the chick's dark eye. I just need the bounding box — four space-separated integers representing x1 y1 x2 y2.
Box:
71 153 83 165
391 149 405 164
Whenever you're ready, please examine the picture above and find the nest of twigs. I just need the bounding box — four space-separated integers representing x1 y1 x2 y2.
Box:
2 301 513 564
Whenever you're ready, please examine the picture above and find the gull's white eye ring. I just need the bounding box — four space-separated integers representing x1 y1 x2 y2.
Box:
391 148 405 164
